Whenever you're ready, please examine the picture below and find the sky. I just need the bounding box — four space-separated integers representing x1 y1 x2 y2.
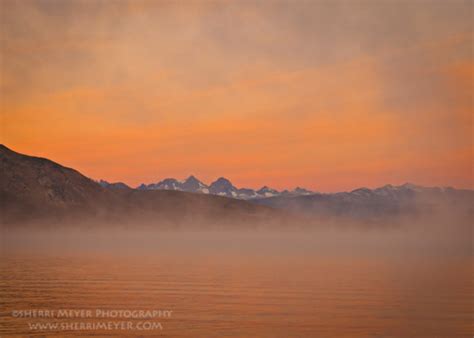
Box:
1 0 472 191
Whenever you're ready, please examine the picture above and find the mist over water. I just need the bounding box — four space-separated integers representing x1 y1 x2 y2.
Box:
1 220 472 337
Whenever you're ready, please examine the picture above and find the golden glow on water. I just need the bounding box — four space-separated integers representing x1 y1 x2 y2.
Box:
0 250 471 337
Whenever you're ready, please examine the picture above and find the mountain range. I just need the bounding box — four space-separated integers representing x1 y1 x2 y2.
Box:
1 144 472 227
253 183 474 222
131 176 312 199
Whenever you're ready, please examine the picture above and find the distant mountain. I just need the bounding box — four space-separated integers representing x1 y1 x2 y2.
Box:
0 145 289 228
256 186 279 197
138 175 210 194
280 187 313 197
99 180 130 190
181 175 209 194
209 177 238 197
293 187 313 195
252 183 473 223
138 178 182 191
137 176 314 200
237 188 259 199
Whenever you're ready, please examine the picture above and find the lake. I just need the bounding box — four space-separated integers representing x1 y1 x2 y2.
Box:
0 229 472 337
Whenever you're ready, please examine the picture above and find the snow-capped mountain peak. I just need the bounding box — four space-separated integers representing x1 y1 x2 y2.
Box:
137 176 314 200
209 177 238 197
211 177 233 188
293 187 313 195
182 175 209 193
256 186 279 197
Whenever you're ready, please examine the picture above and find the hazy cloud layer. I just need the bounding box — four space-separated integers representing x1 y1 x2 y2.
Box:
1 0 472 190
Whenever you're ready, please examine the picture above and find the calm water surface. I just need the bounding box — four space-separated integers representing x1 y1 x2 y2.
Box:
0 231 472 337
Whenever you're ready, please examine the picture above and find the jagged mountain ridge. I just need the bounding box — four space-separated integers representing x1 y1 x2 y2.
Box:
107 175 473 222
137 176 314 199
252 183 474 222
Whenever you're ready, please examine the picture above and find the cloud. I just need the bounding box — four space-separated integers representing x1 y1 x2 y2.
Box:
1 0 472 190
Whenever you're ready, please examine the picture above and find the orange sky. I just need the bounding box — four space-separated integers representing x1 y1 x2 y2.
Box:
1 0 472 191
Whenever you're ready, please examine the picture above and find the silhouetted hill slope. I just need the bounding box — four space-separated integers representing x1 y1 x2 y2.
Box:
0 145 109 223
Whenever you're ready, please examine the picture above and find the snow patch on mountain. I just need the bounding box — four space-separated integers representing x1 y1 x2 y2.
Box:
136 176 314 200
